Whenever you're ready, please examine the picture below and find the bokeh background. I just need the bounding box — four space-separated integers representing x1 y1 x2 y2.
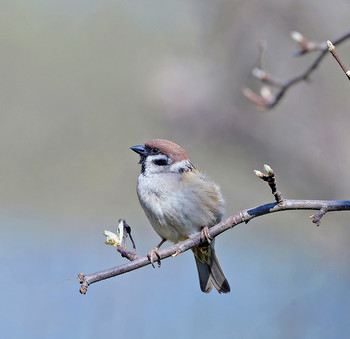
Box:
2 1 350 338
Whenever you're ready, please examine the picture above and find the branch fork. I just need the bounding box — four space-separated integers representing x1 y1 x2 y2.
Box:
244 31 350 109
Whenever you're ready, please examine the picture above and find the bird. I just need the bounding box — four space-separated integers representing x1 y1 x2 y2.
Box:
130 139 230 293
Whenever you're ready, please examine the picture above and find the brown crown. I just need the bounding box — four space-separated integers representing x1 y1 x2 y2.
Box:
145 139 190 163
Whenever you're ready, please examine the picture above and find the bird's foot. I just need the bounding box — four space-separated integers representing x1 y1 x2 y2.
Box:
147 238 166 268
172 248 182 257
200 226 212 244
147 247 161 268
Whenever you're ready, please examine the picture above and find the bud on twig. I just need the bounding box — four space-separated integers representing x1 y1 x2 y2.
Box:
254 170 265 179
263 164 273 176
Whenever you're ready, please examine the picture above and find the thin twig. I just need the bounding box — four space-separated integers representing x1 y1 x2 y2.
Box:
309 207 328 226
116 245 139 261
244 30 350 109
327 40 350 80
254 164 284 203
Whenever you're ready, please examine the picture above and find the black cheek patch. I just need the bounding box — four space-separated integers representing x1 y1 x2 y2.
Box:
154 158 168 166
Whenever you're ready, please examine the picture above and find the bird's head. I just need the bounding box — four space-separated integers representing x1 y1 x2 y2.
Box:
131 139 194 175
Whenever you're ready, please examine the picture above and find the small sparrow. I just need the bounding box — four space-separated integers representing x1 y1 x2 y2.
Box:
131 139 230 293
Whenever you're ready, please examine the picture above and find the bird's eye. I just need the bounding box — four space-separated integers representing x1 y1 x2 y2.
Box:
151 147 160 154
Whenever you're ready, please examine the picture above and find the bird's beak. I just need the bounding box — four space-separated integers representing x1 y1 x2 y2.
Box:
130 144 147 156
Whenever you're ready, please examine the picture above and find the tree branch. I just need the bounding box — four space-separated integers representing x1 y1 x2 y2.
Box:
78 165 350 294
243 30 350 109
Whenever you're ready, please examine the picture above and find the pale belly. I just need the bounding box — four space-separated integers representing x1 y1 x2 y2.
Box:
140 193 194 243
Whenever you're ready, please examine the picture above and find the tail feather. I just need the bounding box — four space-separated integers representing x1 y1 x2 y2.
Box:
192 244 230 294
194 255 213 293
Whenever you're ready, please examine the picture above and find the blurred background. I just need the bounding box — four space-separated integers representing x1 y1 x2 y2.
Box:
2 0 350 338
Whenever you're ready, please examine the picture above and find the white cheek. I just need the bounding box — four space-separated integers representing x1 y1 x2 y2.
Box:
143 155 170 175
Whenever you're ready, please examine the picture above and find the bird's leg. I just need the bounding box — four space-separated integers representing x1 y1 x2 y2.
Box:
147 238 166 268
200 226 212 244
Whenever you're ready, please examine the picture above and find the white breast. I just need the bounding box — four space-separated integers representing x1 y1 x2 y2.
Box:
137 171 225 244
